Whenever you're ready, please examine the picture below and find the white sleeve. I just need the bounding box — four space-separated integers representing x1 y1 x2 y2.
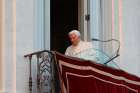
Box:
65 47 70 55
86 42 93 49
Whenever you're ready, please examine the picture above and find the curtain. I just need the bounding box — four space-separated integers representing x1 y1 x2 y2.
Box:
55 52 140 93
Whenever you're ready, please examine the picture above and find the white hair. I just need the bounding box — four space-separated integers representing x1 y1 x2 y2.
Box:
68 30 81 37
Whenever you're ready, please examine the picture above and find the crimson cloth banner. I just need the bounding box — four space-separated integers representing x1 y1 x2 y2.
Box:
54 52 140 93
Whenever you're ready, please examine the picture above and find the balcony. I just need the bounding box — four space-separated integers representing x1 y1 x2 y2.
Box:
24 50 140 93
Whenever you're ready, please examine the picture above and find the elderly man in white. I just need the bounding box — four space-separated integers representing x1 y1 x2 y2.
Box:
65 30 96 60
65 30 119 69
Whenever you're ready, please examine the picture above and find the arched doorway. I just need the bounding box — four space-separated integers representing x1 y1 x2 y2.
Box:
51 0 78 54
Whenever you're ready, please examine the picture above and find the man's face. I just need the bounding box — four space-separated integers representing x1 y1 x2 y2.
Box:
69 33 80 46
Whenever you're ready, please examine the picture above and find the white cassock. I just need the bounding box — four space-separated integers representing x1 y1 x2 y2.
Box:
65 41 98 61
65 41 92 56
65 41 119 69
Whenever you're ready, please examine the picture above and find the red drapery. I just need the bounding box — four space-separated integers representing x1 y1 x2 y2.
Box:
55 52 140 93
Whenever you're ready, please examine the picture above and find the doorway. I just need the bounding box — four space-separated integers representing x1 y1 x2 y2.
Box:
51 0 78 54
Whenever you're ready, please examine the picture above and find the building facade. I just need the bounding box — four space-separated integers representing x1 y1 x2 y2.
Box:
0 0 140 92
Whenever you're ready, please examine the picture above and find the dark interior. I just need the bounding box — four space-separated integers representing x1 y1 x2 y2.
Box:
51 0 78 54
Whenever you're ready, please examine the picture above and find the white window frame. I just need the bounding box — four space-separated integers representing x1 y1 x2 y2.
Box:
78 0 89 41
78 0 102 42
34 0 50 51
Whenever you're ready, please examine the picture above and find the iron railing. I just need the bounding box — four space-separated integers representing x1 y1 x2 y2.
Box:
24 50 60 93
